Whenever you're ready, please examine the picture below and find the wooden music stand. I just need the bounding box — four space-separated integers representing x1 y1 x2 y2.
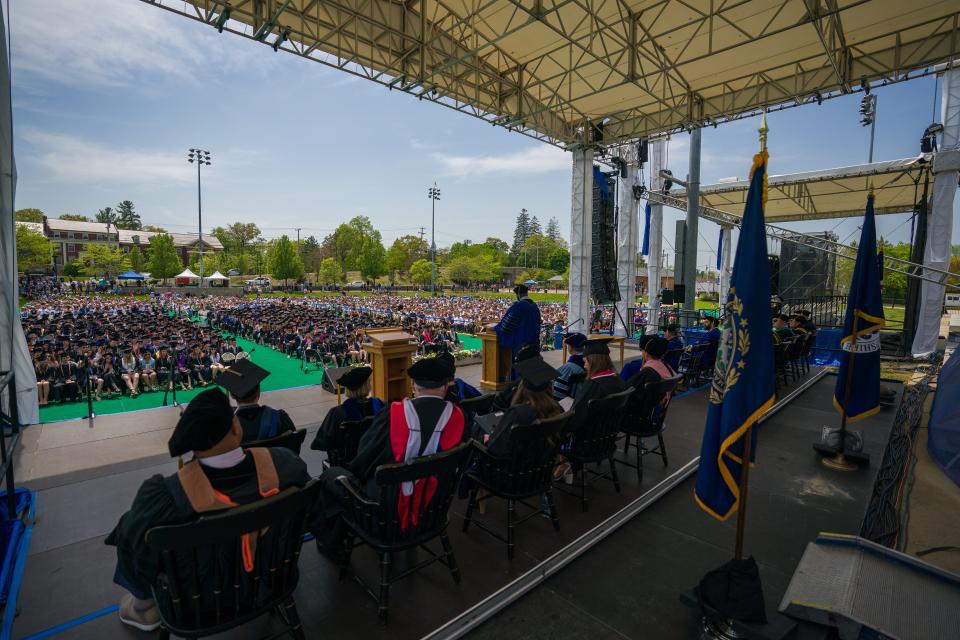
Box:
479 324 512 391
365 327 417 402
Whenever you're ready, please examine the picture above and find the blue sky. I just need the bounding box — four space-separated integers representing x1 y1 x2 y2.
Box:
9 0 958 269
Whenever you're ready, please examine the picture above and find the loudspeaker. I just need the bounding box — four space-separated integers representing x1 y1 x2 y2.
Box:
660 288 674 305
767 255 780 296
673 284 686 302
591 168 620 305
638 139 649 164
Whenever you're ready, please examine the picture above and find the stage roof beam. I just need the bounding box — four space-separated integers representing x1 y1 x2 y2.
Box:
140 0 960 145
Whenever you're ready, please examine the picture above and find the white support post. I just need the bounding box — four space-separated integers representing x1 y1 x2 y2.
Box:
568 147 594 332
719 225 733 305
615 160 639 337
912 66 960 357
646 138 666 333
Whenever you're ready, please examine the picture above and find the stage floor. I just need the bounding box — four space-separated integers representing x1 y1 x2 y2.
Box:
10 368 896 639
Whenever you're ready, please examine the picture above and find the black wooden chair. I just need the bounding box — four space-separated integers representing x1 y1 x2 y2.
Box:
322 416 374 470
462 412 571 559
677 344 707 389
456 392 497 417
618 375 682 482
557 388 633 512
145 479 321 640
336 442 471 622
773 339 794 390
244 429 308 455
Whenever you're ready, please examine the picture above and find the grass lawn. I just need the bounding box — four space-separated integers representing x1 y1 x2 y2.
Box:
251 290 570 303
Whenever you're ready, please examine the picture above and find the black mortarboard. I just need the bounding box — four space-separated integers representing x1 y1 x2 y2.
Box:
515 357 558 392
564 332 587 348
337 366 372 391
407 356 455 387
515 343 540 362
665 324 680 333
644 336 669 358
218 359 269 400
583 337 613 356
168 388 234 457
637 334 655 350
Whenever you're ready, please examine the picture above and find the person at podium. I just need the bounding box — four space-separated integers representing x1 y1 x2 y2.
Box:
494 284 542 371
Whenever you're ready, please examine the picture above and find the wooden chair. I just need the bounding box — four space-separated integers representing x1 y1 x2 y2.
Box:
336 443 471 622
618 375 682 482
462 412 571 559
321 416 375 470
145 480 321 640
456 392 497 418
676 344 707 389
220 352 236 364
244 429 308 456
557 389 633 512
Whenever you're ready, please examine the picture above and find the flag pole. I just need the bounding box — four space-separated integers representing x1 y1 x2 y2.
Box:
733 113 768 559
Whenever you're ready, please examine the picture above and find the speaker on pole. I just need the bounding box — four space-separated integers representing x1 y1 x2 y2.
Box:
591 166 620 305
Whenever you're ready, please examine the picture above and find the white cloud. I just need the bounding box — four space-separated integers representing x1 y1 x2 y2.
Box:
21 128 193 184
433 145 568 177
9 0 275 88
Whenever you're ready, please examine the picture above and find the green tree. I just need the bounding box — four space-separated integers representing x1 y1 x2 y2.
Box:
62 260 83 277
486 237 509 254
128 245 147 272
144 225 167 233
549 246 570 272
386 234 429 279
15 208 44 222
317 257 342 285
95 207 117 225
545 217 561 242
78 244 130 278
267 235 305 284
529 215 542 236
445 256 475 286
511 208 531 261
15 225 52 270
116 200 141 230
59 214 90 222
348 216 386 279
148 234 183 283
299 235 323 278
212 222 260 275
410 258 432 286
952 244 960 257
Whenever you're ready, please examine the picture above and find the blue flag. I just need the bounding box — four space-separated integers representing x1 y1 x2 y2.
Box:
833 195 885 421
695 151 776 521
716 226 723 270
641 202 651 256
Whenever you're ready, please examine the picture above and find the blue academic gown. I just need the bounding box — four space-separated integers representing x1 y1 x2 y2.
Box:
495 298 542 364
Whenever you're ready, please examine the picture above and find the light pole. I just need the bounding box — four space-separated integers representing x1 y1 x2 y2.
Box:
187 149 211 286
859 93 878 163
427 183 440 297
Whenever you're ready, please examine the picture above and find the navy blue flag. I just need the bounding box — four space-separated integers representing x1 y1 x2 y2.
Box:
833 195 885 421
641 202 651 256
695 151 776 521
716 227 724 270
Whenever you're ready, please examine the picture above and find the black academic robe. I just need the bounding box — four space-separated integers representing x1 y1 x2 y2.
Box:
235 405 296 443
105 447 310 599
311 397 385 452
485 403 537 459
566 373 628 434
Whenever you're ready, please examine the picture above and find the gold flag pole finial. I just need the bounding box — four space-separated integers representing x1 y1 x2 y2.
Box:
758 112 768 152
868 180 875 198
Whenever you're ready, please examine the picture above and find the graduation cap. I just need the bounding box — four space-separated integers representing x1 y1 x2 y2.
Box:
337 366 372 391
218 359 269 401
515 343 541 362
583 337 613 356
168 388 235 457
563 332 587 348
515 357 559 392
644 336 669 358
407 356 455 388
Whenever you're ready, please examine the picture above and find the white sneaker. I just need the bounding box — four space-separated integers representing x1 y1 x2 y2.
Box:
118 593 161 632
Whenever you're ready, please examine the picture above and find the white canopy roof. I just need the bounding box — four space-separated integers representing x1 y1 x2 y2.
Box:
676 156 928 222
175 268 199 279
205 271 229 280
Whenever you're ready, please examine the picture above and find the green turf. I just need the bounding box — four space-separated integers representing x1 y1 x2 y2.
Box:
250 290 570 303
36 336 326 424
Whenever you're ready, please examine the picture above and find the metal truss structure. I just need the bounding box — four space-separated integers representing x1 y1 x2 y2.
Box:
140 0 960 146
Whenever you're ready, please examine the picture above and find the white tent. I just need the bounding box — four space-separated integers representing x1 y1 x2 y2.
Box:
175 268 199 280
205 271 228 281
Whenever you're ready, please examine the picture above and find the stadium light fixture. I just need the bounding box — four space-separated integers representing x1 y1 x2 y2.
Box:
187 149 212 286
428 184 441 298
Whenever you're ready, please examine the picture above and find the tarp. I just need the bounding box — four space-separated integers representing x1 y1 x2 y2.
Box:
175 268 199 279
205 271 228 280
928 353 960 487
117 270 144 280
0 4 38 426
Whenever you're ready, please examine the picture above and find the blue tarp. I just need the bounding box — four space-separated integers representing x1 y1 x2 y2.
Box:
928 354 960 488
117 270 144 280
811 328 843 366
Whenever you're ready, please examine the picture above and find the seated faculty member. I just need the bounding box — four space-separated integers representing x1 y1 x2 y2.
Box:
218 358 296 443
311 366 385 452
105 388 311 632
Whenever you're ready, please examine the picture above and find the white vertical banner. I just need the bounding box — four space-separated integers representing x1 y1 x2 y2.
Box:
646 138 667 333
568 147 594 331
615 161 639 336
719 225 733 304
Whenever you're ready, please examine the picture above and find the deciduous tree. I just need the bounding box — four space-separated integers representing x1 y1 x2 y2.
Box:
148 234 183 283
317 257 342 285
410 258 432 286
79 244 130 278
15 225 52 270
59 214 90 222
267 235 305 284
15 208 44 222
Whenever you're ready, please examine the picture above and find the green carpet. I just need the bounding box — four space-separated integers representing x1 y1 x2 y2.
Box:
459 334 482 351
36 336 326 424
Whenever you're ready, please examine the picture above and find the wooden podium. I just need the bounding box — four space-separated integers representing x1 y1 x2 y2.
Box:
480 325 512 391
365 327 418 402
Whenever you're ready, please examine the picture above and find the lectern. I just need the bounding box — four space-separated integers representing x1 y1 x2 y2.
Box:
365 327 417 402
479 324 512 391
